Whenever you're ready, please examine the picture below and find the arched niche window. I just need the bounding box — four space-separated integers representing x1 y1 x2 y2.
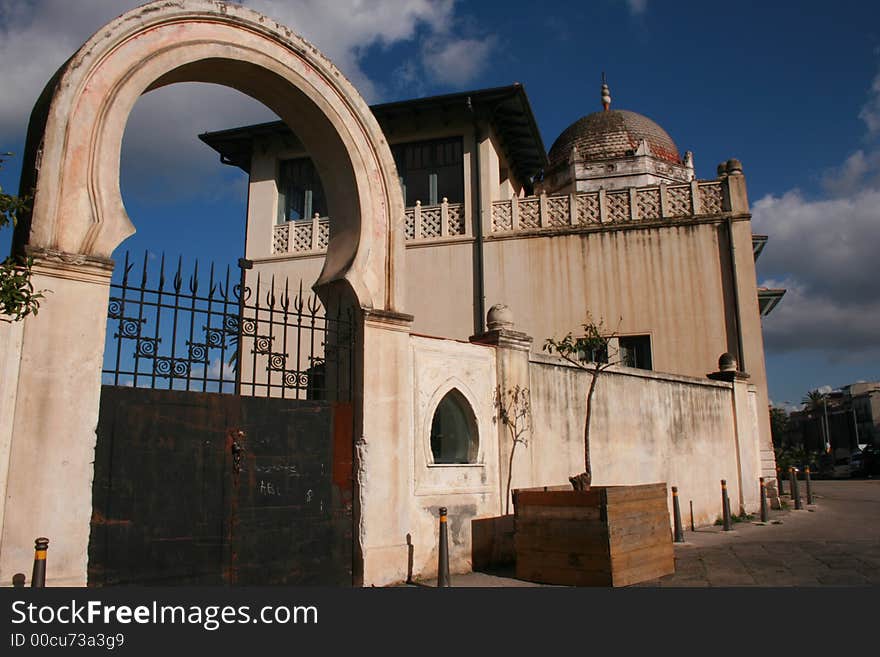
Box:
430 389 478 464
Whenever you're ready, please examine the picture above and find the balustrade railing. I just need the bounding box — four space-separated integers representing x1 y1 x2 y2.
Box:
273 199 466 255
269 180 726 255
490 180 725 234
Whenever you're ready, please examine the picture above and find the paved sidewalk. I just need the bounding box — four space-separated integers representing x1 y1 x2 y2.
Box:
442 479 880 587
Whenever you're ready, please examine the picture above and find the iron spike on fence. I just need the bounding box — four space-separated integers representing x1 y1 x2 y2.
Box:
208 261 216 297
158 252 166 291
121 251 133 287
189 259 199 295
294 280 305 314
173 255 183 293
307 290 320 316
268 274 277 308
141 250 149 288
281 278 291 311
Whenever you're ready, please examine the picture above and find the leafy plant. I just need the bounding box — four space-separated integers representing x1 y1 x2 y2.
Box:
493 385 531 515
1 153 44 320
543 315 620 489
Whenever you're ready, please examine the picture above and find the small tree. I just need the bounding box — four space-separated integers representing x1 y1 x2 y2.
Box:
493 385 531 515
1 153 43 320
769 406 791 449
543 315 620 490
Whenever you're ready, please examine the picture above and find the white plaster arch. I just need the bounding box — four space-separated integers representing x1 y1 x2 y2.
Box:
421 377 484 465
19 0 404 310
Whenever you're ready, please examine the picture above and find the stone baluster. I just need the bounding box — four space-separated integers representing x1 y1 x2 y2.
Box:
511 196 519 231
539 192 549 228
440 197 449 237
690 179 702 214
659 182 669 219
414 200 422 240
311 212 320 251
598 188 608 223
629 188 638 221
569 193 578 225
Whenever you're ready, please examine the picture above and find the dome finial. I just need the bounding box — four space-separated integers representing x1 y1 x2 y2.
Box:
601 72 611 111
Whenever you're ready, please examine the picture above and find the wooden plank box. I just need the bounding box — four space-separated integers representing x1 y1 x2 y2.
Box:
513 483 674 587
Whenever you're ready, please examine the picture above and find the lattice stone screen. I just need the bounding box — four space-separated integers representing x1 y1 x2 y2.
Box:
667 185 692 217
577 194 600 224
699 183 724 215
637 189 661 220
606 191 631 221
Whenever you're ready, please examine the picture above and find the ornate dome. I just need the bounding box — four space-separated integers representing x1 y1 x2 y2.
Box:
548 109 682 170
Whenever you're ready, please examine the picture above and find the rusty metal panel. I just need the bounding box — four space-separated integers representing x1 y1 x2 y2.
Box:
89 386 351 586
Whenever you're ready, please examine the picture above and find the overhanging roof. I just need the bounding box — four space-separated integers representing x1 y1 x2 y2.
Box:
199 84 548 187
758 287 786 316
752 234 768 261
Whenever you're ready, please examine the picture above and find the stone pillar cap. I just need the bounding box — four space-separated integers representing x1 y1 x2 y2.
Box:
487 304 514 330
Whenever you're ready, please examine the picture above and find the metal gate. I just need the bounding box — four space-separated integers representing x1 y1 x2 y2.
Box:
88 253 354 585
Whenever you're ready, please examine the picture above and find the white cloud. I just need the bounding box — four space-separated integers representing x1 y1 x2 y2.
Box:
625 0 648 16
859 71 880 136
421 35 496 87
755 69 880 358
0 0 494 201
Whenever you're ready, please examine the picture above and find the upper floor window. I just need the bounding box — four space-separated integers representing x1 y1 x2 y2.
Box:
392 137 463 207
278 158 328 223
276 136 463 224
619 335 652 370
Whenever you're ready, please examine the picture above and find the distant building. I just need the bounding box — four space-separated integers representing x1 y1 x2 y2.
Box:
787 382 877 465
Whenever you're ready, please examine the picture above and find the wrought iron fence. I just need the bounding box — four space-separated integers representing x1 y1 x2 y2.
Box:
103 252 354 400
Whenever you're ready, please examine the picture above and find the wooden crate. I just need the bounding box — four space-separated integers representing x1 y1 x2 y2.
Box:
513 483 674 587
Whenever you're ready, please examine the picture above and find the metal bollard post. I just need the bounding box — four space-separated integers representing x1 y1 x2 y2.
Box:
437 507 450 587
789 467 803 510
759 477 769 522
721 480 732 531
31 537 49 588
689 500 695 532
672 487 684 542
12 574 26 588
776 466 785 496
805 466 814 505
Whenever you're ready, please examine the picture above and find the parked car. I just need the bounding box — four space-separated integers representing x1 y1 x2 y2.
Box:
849 449 865 477
861 444 880 477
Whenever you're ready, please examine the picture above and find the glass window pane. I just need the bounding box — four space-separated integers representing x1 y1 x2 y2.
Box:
430 390 477 464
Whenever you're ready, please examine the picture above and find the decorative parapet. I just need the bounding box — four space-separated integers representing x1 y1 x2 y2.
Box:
273 214 330 255
489 180 726 235
270 180 727 255
272 199 466 255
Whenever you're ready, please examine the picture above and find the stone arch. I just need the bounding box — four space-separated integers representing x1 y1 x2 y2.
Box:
18 0 404 310
0 0 410 587
423 379 483 465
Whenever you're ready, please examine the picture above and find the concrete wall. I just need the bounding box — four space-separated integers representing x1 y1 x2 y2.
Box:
526 353 763 528
406 335 499 579
396 330 763 584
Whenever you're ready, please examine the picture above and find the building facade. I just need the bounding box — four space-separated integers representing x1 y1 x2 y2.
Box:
202 81 783 489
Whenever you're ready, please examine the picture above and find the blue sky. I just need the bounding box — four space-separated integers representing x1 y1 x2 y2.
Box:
1 0 879 408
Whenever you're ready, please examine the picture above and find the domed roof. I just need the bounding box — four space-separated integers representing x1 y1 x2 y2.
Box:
548 109 682 170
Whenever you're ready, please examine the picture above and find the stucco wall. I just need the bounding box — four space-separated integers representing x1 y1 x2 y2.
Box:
525 353 760 528
400 333 762 583
405 335 499 579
